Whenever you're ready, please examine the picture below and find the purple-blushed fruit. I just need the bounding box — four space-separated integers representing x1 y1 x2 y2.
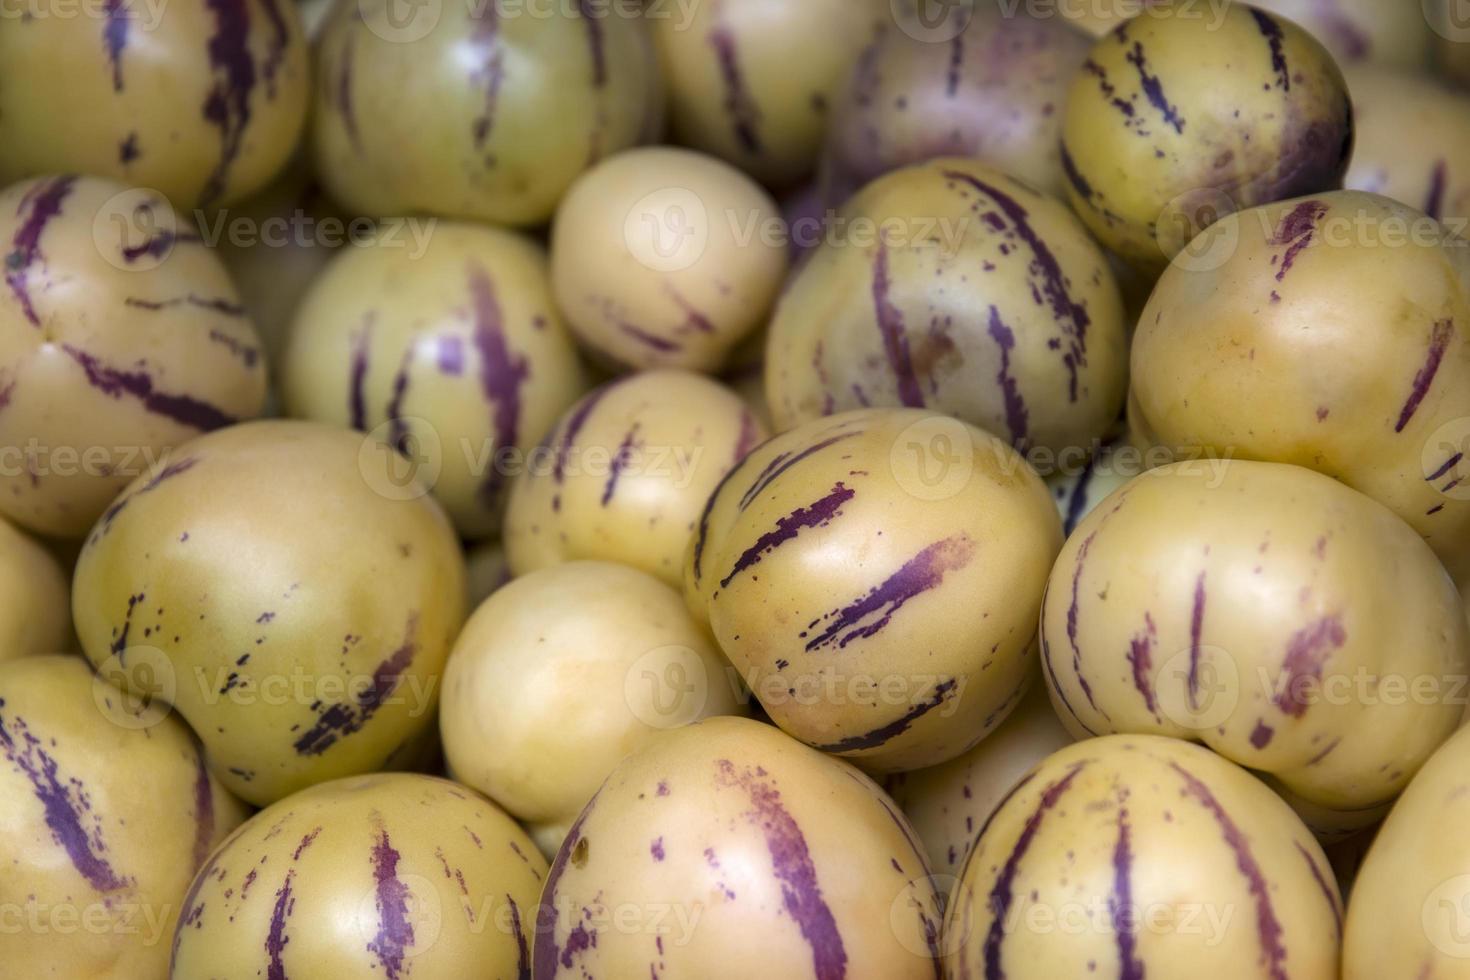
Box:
651 0 886 189
0 0 309 209
72 420 466 807
504 369 765 588
820 5 1092 206
766 158 1127 471
0 175 268 539
440 561 747 859
170 772 547 978
533 715 942 979
1131 191 1470 585
0 655 248 978
1040 459 1470 835
685 408 1062 772
943 733 1340 979
313 0 663 226
1060 1 1353 271
284 222 590 539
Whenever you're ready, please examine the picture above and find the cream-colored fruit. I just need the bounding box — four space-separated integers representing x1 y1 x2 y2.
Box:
0 516 72 660
1342 722 1470 979
821 7 1092 203
1060 1 1352 271
504 370 765 588
885 679 1071 887
551 147 788 372
0 0 308 209
72 420 466 807
0 176 268 538
1040 460 1469 831
313 0 662 226
943 734 1340 979
0 655 248 979
1345 66 1470 232
686 408 1063 772
1131 191 1470 583
284 223 590 539
533 716 943 980
440 561 745 856
652 0 885 188
171 773 547 979
766 159 1127 470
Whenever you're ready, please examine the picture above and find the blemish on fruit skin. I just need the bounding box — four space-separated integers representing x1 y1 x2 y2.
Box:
507 895 531 980
1249 10 1289 92
534 793 598 978
1170 761 1289 980
336 27 363 152
468 3 506 150
650 836 664 861
737 431 859 512
466 263 531 507
1425 160 1448 221
292 615 420 756
1110 805 1145 980
1125 41 1185 134
0 705 133 893
1296 840 1341 934
804 534 976 652
199 0 259 207
103 0 129 90
367 824 415 980
94 457 199 542
264 869 297 979
984 764 1087 977
987 306 1029 448
601 423 642 506
1274 615 1347 718
871 242 925 408
811 678 958 753
714 760 847 980
62 344 238 431
5 175 76 328
708 25 762 154
719 482 854 588
1394 318 1454 433
1250 719 1274 748
119 132 141 164
1269 200 1328 283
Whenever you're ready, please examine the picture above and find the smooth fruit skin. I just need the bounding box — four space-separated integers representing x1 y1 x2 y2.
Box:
440 561 746 857
170 772 548 979
0 515 73 661
943 734 1339 980
72 420 466 807
1343 723 1470 979
284 223 590 539
504 369 765 588
766 159 1127 475
1060 1 1352 271
0 175 268 538
687 408 1063 772
1131 191 1470 584
313 0 662 226
0 0 309 210
651 0 886 189
550 147 788 373
820 7 1093 205
1040 460 1470 833
532 716 943 980
0 655 249 979
1345 65 1470 231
